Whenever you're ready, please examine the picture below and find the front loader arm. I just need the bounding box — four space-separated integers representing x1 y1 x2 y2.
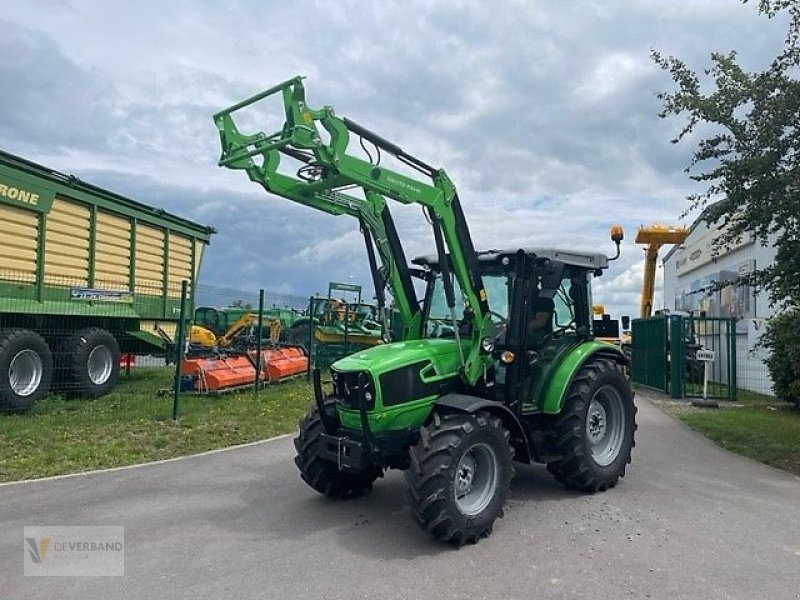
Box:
213 77 492 384
214 90 421 341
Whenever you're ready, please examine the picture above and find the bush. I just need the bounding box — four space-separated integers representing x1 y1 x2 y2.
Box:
761 309 800 408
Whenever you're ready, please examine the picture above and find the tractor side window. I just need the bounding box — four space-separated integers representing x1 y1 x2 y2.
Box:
426 275 465 338
482 275 510 324
425 274 509 338
553 278 577 333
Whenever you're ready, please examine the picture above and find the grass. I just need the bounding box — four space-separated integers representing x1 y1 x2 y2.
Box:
665 389 800 476
0 367 314 482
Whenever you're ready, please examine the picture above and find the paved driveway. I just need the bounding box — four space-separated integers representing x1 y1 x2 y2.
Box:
1 392 799 599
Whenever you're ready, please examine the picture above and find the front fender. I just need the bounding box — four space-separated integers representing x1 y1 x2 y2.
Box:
433 394 531 463
539 341 627 414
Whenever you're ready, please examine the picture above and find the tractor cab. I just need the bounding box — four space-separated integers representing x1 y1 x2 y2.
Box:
412 247 611 412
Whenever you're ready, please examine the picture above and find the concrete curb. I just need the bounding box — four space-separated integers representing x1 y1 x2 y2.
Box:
0 433 293 488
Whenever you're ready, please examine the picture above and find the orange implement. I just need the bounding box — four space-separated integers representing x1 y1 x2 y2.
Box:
180 345 309 393
181 355 256 392
253 346 308 383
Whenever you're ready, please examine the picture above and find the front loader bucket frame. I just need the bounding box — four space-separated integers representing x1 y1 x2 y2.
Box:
213 76 494 386
213 76 349 175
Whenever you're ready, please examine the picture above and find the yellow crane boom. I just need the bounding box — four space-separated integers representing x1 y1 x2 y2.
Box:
634 224 689 318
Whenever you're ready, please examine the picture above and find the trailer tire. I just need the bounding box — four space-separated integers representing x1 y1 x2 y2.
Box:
0 328 53 412
546 356 637 492
58 328 120 398
293 399 383 499
406 411 514 545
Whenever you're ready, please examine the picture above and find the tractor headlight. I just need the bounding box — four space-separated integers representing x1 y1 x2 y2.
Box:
500 351 515 364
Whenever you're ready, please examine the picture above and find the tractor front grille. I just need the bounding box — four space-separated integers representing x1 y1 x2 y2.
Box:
330 369 375 411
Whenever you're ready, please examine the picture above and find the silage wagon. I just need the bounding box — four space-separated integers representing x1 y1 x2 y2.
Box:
0 150 214 410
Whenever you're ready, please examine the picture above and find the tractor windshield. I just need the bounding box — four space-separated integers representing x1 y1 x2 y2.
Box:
425 273 509 339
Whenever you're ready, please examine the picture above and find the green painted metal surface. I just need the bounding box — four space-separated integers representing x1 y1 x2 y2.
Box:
0 171 55 213
213 76 487 376
669 316 684 399
539 340 624 414
334 338 462 432
631 316 668 393
677 316 737 401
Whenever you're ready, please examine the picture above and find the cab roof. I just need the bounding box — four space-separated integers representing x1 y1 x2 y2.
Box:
412 248 609 271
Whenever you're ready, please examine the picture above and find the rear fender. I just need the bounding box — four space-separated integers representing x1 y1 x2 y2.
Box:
433 394 531 463
540 342 627 414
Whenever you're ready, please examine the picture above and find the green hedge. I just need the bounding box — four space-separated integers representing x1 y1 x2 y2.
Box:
762 309 800 407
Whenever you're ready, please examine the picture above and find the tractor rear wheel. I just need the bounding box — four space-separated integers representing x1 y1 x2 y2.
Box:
293 399 382 499
547 356 636 492
0 328 53 412
406 411 514 545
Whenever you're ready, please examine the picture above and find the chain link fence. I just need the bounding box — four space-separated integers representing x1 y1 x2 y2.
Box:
0 278 327 481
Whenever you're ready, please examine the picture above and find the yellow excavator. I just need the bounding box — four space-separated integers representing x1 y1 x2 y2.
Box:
635 224 689 318
190 312 281 351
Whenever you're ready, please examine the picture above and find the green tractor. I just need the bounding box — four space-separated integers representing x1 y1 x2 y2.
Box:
285 282 383 347
214 77 636 545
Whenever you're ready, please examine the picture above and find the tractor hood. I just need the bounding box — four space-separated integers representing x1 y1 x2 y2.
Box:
332 338 462 375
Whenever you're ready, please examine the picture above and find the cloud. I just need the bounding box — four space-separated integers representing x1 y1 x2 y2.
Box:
0 0 789 319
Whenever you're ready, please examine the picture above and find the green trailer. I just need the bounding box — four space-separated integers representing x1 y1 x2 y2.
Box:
0 150 215 410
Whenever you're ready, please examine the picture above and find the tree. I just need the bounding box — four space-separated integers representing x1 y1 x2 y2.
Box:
653 0 800 305
654 1 800 405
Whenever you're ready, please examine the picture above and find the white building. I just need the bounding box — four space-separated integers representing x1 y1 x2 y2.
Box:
662 216 778 396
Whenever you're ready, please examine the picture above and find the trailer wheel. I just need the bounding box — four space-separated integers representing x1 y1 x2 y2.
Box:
546 357 637 492
406 411 514 545
58 328 121 398
293 399 383 499
0 328 53 412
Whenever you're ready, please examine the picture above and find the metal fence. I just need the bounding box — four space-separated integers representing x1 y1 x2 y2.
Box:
630 314 738 401
0 276 312 420
0 274 336 481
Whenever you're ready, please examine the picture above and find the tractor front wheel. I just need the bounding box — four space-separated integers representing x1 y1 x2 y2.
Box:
547 357 636 492
406 411 514 545
293 399 382 499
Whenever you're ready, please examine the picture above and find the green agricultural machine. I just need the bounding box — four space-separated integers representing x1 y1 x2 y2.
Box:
214 77 636 545
285 282 384 369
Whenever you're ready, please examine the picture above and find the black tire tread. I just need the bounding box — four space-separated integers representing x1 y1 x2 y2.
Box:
546 357 637 493
0 328 53 411
406 411 515 546
293 400 382 500
56 327 120 398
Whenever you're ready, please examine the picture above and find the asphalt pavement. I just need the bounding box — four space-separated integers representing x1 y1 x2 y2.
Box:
2 391 799 600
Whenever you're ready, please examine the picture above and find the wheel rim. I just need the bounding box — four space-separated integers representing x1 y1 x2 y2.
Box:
9 349 43 397
454 442 498 516
586 385 626 467
87 345 113 385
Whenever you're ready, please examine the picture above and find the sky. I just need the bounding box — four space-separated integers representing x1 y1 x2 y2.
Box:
0 0 790 318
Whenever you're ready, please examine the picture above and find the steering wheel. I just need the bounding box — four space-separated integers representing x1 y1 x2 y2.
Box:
487 309 508 326
429 317 454 338
486 310 509 345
